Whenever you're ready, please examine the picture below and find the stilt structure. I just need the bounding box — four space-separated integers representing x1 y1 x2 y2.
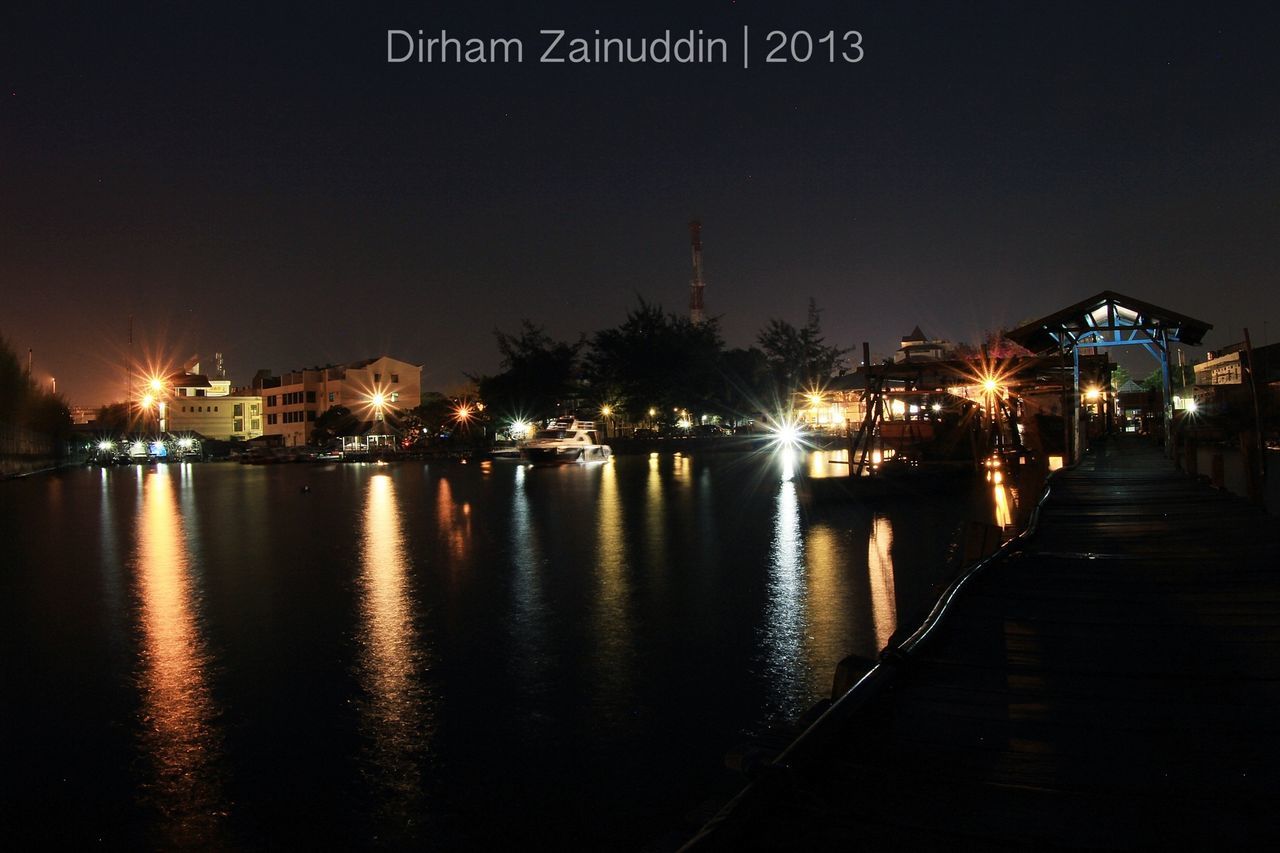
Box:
1005 292 1212 461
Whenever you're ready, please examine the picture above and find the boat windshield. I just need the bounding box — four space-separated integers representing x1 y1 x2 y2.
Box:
535 430 566 440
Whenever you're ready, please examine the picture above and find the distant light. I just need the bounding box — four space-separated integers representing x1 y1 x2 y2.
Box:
455 403 472 421
1048 455 1064 471
97 440 114 452
908 404 919 415
648 408 656 417
1186 400 1199 414
677 417 691 430
177 437 194 450
141 394 154 409
982 378 998 394
770 419 801 448
1085 387 1101 402
931 403 943 413
148 377 164 392
600 404 613 418
891 399 905 416
806 393 823 407
510 420 531 438
370 392 386 408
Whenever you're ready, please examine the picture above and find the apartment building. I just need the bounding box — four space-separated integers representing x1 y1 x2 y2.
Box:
257 355 422 446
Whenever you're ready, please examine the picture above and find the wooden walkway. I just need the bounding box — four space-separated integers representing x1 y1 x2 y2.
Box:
687 437 1280 849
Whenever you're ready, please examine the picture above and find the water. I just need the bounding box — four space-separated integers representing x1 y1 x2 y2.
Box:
1 451 1023 848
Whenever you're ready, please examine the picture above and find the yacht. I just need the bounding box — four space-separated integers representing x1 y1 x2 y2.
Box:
521 419 612 464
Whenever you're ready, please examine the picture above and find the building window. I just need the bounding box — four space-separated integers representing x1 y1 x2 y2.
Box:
214 406 219 412
251 404 260 414
328 392 335 403
306 391 316 403
391 392 399 403
234 418 244 432
307 410 316 422
391 374 399 383
267 414 277 425
267 395 277 407
234 403 244 416
251 418 261 430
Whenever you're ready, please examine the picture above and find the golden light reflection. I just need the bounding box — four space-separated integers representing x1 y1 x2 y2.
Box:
134 465 224 844
807 448 849 479
646 452 665 556
867 515 898 652
435 477 473 561
994 480 1013 529
802 524 847 696
591 460 633 718
358 473 432 810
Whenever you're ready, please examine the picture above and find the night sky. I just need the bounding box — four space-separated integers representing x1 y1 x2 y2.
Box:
4 1 1279 405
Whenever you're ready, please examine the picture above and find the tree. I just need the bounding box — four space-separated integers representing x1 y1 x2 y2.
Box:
756 299 847 398
476 321 582 423
0 333 71 440
311 405 360 445
586 299 725 421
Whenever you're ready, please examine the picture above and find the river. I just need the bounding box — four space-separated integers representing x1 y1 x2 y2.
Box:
0 450 1026 849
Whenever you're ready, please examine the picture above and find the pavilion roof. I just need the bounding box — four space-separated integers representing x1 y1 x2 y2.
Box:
1004 291 1212 354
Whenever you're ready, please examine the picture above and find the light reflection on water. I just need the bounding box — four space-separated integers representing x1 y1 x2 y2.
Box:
761 472 806 721
133 465 225 844
357 472 433 824
591 461 634 722
867 514 898 651
510 464 551 707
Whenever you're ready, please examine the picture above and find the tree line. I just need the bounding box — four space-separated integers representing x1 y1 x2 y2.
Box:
473 298 848 428
0 334 72 440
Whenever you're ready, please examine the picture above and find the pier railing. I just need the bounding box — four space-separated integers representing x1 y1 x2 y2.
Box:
682 460 1069 850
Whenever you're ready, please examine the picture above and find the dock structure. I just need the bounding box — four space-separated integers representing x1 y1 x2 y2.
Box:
686 437 1280 848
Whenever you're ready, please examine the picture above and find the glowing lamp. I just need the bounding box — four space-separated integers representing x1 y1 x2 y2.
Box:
1085 387 1101 402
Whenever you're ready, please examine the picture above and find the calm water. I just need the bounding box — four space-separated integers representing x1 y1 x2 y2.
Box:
1 451 1023 849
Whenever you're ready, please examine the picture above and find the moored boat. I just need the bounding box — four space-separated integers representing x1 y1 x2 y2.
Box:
521 419 612 464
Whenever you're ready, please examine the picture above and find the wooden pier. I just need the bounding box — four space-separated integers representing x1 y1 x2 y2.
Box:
686 436 1280 849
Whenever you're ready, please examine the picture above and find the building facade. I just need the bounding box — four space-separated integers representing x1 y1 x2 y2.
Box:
258 355 422 446
166 366 264 441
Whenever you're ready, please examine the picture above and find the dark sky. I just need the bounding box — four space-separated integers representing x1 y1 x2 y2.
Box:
4 1 1279 404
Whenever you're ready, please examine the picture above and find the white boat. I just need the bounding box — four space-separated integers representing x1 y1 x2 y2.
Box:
521 419 613 464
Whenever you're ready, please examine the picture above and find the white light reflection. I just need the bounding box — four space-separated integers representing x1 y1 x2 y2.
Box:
761 476 807 722
358 472 432 818
510 464 550 710
133 465 225 845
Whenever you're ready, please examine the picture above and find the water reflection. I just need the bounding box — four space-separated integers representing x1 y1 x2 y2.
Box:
801 524 846 697
510 464 550 701
435 477 473 561
867 515 898 651
133 465 224 844
357 473 432 823
761 476 806 720
591 461 633 722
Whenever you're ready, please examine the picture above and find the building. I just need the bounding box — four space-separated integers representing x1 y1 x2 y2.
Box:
165 360 264 441
257 355 422 447
894 326 952 364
